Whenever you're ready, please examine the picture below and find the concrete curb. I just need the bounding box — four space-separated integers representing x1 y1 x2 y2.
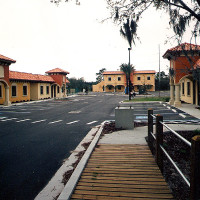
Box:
34 125 101 200
57 122 104 200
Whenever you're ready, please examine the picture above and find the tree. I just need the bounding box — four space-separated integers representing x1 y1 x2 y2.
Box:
96 68 106 83
107 0 200 41
120 18 137 48
120 63 134 100
155 71 170 91
68 77 95 93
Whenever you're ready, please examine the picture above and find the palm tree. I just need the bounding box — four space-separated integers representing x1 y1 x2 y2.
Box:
120 18 137 48
120 63 134 100
120 18 137 100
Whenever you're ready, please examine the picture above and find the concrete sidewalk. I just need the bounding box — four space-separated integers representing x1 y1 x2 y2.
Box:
37 102 200 200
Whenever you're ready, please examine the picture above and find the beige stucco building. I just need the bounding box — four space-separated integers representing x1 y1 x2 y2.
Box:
93 70 156 93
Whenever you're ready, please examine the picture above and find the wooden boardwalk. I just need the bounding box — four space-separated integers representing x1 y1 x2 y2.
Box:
71 144 174 200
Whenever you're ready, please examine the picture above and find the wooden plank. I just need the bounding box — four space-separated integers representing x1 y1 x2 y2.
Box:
78 178 168 186
73 190 174 199
75 185 171 194
82 172 163 177
77 182 170 189
80 175 168 182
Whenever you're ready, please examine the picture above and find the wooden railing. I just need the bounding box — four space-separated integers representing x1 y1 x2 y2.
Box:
147 108 200 200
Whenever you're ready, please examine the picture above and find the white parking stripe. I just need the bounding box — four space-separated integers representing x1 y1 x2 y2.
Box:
0 117 7 119
32 119 47 124
16 119 31 123
179 113 186 118
66 120 79 125
48 120 63 124
87 121 97 125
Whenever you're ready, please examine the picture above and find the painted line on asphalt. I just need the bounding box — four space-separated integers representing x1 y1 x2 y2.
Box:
1 118 18 122
87 121 98 125
0 117 7 119
68 110 81 114
16 119 31 123
48 120 63 124
66 120 80 125
32 119 47 124
179 113 186 118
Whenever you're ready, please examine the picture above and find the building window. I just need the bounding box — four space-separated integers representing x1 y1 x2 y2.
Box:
23 85 27 96
46 86 49 94
187 82 191 96
108 77 111 81
40 86 44 95
57 86 60 93
147 76 150 80
0 85 2 98
137 77 141 81
182 82 185 95
118 85 121 90
12 85 17 97
118 77 121 81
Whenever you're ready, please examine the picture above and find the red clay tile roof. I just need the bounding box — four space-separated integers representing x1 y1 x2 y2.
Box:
66 78 70 84
45 68 69 74
9 71 55 82
163 43 200 58
194 59 200 69
103 71 125 75
0 54 16 63
134 70 156 74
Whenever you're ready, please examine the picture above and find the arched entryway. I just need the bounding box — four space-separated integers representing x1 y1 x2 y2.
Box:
0 79 11 106
51 84 57 98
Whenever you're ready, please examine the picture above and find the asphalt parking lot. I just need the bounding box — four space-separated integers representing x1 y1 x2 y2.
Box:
0 93 199 200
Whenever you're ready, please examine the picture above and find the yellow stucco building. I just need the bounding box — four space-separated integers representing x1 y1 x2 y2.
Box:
0 54 70 105
93 70 156 93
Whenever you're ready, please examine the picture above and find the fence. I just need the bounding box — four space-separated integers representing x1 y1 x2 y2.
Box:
148 108 200 200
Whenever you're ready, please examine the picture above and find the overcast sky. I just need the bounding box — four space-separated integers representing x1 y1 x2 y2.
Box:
0 0 195 81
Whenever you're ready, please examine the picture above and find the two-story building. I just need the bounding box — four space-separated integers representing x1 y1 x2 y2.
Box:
93 70 156 93
0 54 69 106
163 42 200 107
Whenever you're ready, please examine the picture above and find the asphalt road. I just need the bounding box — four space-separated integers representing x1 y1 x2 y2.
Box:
0 93 126 200
0 93 198 200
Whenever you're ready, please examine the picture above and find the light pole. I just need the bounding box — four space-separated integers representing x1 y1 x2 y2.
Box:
128 47 132 100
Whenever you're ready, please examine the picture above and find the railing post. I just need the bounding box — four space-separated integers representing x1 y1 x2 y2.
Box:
190 135 200 200
148 108 153 152
156 114 163 174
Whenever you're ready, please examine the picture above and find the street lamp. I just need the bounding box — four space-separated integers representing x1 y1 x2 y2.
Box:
128 47 132 100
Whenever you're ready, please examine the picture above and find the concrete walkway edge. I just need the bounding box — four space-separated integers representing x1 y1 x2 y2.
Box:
57 122 104 200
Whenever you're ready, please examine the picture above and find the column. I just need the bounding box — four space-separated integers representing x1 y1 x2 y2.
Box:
169 79 174 105
4 86 11 106
174 83 181 107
